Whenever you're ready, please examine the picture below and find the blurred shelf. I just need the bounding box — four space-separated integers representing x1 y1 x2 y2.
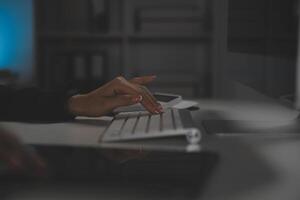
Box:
36 0 212 96
229 34 296 41
38 32 124 41
38 32 211 43
129 33 211 42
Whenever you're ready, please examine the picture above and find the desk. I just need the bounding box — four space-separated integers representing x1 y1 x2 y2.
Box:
196 99 300 200
2 99 300 200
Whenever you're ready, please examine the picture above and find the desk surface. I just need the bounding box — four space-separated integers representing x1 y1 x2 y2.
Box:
2 99 300 200
197 99 300 200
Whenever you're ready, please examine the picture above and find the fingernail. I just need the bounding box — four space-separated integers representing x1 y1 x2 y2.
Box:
139 95 143 101
133 95 143 103
156 105 162 111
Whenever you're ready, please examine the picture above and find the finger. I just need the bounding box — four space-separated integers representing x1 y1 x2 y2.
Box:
133 88 161 114
134 86 162 114
139 86 163 110
129 75 156 85
107 95 143 110
114 78 160 114
136 85 163 114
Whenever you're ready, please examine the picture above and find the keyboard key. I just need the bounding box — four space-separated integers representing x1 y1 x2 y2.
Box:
105 118 126 136
135 115 150 134
116 111 148 119
100 108 201 144
162 109 175 130
172 109 183 129
148 114 161 132
121 117 138 138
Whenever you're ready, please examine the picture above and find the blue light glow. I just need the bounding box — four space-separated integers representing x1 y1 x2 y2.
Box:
0 0 33 79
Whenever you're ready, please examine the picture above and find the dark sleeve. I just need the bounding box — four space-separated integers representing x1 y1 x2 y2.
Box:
0 85 75 122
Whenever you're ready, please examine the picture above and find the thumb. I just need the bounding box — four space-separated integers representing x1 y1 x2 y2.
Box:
108 95 143 110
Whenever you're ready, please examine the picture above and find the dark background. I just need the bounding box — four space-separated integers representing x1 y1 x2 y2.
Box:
0 0 298 100
34 0 213 97
226 0 298 99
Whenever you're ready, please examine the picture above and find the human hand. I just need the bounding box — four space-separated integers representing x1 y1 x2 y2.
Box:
68 75 163 117
0 129 46 176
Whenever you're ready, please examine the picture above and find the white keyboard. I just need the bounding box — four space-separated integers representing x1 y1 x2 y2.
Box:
100 108 201 144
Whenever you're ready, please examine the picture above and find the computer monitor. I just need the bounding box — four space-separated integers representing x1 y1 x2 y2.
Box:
222 0 300 108
0 0 34 82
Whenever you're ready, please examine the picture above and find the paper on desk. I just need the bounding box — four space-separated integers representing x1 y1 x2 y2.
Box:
172 100 198 109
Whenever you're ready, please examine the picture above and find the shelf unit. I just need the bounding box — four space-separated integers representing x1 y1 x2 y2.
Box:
38 32 211 42
35 0 213 97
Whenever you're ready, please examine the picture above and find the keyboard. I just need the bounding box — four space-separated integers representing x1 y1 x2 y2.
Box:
100 108 201 144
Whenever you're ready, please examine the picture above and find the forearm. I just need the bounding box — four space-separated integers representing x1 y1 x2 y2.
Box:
0 86 75 122
0 75 161 121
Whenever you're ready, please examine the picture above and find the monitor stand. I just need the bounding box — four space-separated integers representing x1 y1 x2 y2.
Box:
202 119 300 135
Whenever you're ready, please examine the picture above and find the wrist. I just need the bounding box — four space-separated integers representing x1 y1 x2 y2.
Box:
67 94 88 116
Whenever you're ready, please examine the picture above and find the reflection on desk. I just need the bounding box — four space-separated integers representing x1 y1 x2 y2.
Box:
0 148 219 200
